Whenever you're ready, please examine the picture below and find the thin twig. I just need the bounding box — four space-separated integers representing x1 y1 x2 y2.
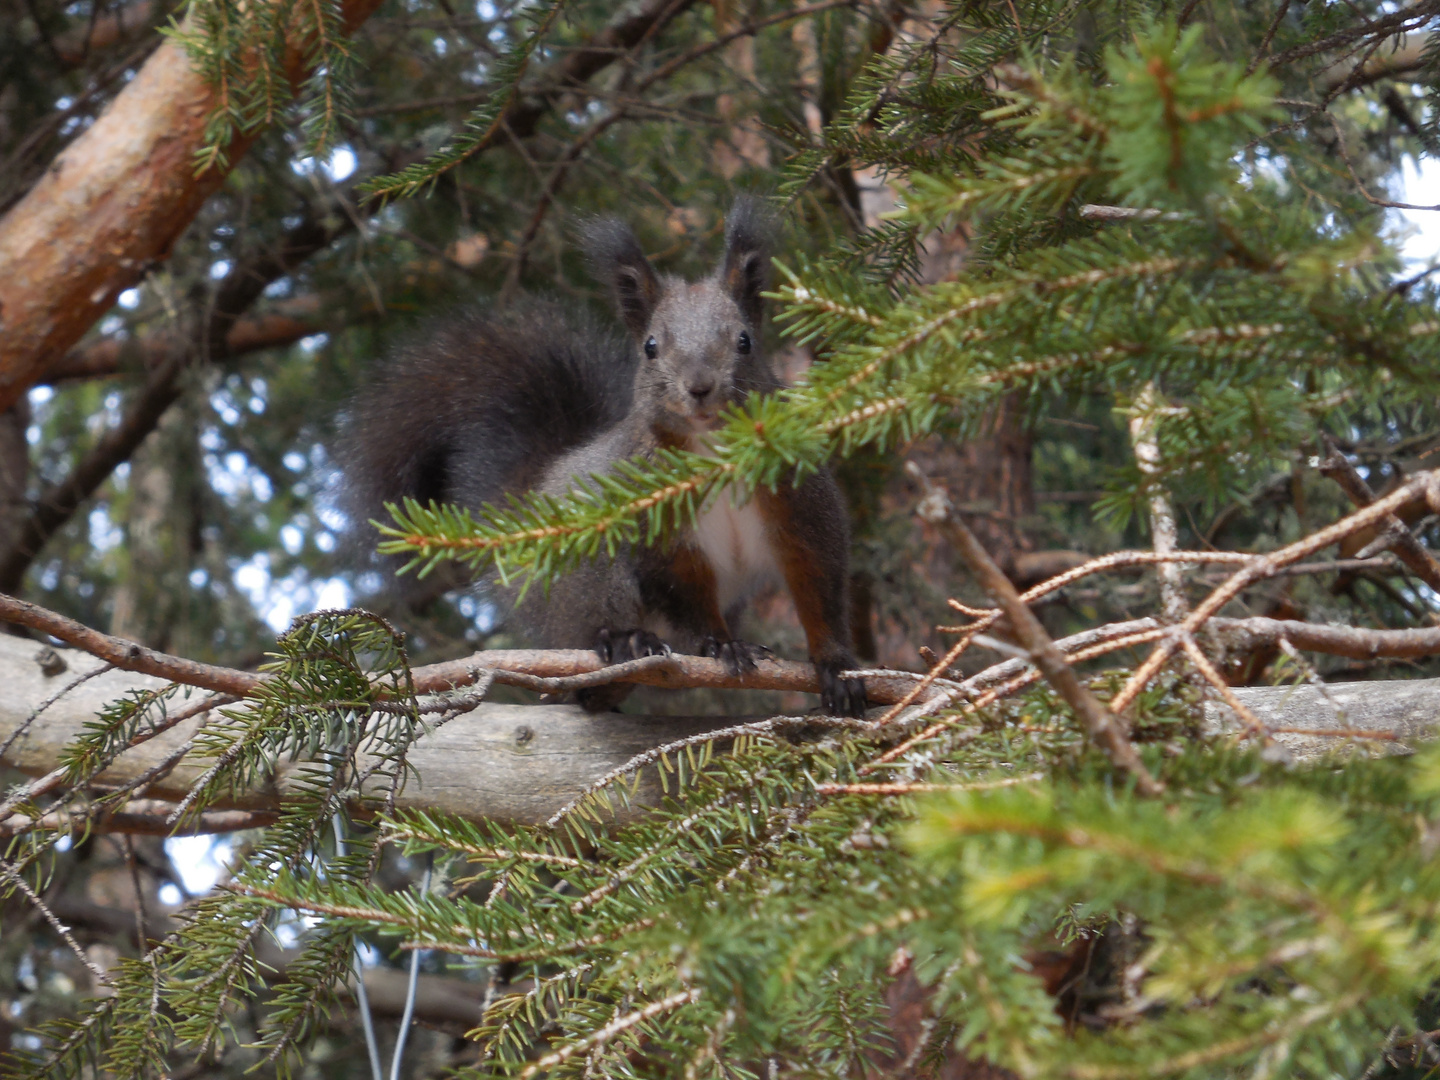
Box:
814 775 1045 796
1108 470 1440 716
1179 634 1268 740
0 856 111 985
1325 110 1440 211
1319 439 1440 593
518 989 701 1078
0 591 920 703
908 462 1164 796
1245 0 1293 75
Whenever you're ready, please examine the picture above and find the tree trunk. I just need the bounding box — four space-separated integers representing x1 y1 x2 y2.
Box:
0 400 31 574
109 405 197 650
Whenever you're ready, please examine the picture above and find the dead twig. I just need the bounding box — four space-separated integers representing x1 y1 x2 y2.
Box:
907 462 1164 797
1108 470 1440 716
1318 440 1440 593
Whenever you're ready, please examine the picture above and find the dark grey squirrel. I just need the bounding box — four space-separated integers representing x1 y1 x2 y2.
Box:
340 198 866 716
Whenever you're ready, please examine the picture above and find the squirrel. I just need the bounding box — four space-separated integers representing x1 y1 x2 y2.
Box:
340 198 867 716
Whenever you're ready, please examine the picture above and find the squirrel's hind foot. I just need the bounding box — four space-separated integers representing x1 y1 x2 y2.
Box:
594 627 672 665
700 637 772 677
816 658 868 718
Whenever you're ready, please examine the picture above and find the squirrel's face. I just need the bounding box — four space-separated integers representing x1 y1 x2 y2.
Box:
585 197 779 440
640 281 763 435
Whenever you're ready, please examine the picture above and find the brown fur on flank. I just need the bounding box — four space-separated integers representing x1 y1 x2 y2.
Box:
340 199 865 716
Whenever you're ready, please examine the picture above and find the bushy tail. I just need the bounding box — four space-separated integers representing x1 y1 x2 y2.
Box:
338 300 635 558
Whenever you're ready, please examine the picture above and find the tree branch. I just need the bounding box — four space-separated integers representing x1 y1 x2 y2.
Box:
43 299 325 384
1109 469 1440 715
1267 1 1440 70
0 211 352 594
907 462 1165 797
0 0 384 413
1319 439 1440 594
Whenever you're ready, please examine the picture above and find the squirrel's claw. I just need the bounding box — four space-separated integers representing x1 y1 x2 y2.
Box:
816 659 868 718
594 627 671 665
700 637 772 676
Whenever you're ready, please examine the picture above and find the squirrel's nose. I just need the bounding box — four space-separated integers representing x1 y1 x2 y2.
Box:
686 378 716 404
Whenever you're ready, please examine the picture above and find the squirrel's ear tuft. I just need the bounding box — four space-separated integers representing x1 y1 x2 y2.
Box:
722 196 775 327
582 218 661 338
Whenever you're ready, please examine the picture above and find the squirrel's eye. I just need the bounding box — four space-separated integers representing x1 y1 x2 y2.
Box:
644 336 658 359
737 331 751 355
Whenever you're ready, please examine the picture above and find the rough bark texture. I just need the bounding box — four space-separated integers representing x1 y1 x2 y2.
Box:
3 630 1438 830
43 298 324 384
0 0 381 412
0 401 31 566
1202 677 1440 758
0 631 746 826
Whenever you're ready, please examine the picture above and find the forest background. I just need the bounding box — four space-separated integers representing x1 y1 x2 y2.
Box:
2 0 1440 1076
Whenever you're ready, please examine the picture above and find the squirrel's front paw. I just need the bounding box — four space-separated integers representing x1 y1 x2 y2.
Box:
594 627 672 665
816 658 868 718
700 636 772 676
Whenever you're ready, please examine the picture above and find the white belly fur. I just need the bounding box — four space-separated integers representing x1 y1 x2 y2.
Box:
693 490 781 613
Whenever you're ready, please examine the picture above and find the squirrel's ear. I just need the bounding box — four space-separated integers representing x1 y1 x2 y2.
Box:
583 218 661 338
722 196 774 327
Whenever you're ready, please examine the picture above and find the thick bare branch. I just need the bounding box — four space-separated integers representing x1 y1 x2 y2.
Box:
0 0 384 413
1316 30 1432 93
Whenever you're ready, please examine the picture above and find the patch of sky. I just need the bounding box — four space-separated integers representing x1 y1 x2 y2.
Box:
189 568 209 587
434 36 448 55
232 552 355 633
118 288 140 309
263 277 292 298
99 314 123 335
280 523 305 555
292 144 357 183
284 451 307 472
315 491 349 534
455 593 497 636
211 389 243 426
88 506 122 552
300 333 330 351
206 448 273 505
248 377 268 415
209 259 232 280
166 834 235 894
1392 155 1439 268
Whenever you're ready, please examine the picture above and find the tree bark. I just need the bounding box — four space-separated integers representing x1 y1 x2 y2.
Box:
43 298 324 384
0 0 382 413
4 629 1440 831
